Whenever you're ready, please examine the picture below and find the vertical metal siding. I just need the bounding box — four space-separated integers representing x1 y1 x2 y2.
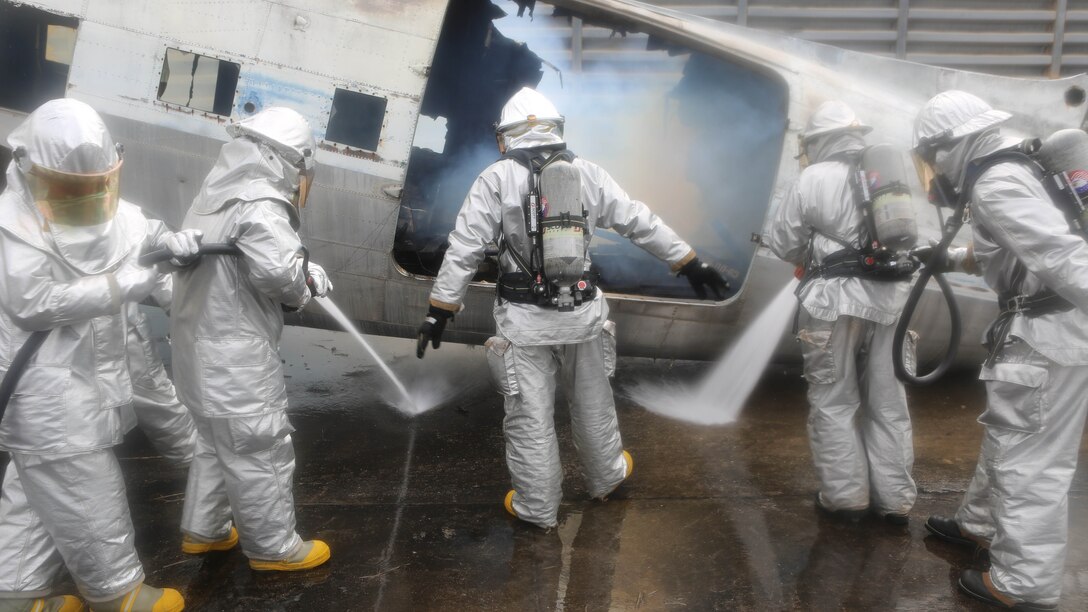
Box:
511 1 1088 78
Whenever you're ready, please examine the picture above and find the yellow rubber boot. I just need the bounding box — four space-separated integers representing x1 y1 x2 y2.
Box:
89 584 184 612
248 540 330 572
0 595 85 612
503 489 517 518
181 527 239 554
597 450 634 501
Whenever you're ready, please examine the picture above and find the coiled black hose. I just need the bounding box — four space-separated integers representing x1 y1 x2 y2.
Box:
893 195 968 385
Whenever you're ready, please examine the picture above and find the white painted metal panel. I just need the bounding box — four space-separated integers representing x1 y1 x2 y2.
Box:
84 0 268 58
256 3 443 95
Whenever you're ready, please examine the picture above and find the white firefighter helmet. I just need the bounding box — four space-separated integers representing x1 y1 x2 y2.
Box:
226 106 317 208
801 100 872 143
913 90 1011 154
8 98 123 227
227 107 316 172
495 87 565 136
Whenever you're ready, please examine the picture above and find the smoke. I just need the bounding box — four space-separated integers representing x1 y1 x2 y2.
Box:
491 4 787 298
396 1 788 299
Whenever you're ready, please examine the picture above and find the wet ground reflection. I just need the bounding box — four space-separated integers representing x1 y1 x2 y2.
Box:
85 328 1088 609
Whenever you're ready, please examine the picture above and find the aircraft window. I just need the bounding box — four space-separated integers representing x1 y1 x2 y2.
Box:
0 4 79 113
45 25 77 65
394 2 787 301
326 88 387 151
157 48 240 116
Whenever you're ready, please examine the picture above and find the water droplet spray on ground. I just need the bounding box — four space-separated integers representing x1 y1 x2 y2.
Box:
623 278 800 425
314 296 423 414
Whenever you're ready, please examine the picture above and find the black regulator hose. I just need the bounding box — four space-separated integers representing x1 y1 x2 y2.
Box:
893 197 968 385
0 243 244 424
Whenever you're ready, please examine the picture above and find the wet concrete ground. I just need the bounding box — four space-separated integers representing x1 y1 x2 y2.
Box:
59 329 1088 609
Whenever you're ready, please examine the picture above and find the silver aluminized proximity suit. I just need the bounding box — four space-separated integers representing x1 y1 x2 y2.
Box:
428 88 696 528
122 279 197 465
766 109 915 517
928 123 1088 605
0 99 194 604
171 109 328 561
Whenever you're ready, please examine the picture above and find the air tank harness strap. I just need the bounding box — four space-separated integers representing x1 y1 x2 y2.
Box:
496 271 598 307
984 290 1075 367
799 247 916 286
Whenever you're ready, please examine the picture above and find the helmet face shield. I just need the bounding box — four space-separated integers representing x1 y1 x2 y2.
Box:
26 158 123 226
910 149 936 193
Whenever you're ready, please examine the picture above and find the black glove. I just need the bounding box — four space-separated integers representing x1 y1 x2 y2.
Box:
678 257 729 300
416 305 455 359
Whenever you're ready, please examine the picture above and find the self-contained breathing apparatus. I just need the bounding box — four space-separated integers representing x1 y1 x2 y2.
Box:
496 145 597 312
892 129 1088 383
797 143 920 293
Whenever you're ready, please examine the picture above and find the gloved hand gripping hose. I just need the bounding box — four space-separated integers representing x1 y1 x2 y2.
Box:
0 243 244 424
892 191 967 385
138 243 242 266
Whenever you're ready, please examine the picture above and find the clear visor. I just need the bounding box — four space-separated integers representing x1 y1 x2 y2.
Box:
27 159 123 226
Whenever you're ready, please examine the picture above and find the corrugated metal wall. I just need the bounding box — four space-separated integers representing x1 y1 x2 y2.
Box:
507 1 1088 78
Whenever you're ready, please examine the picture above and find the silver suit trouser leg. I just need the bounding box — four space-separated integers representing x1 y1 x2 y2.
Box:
488 339 562 528
0 451 143 602
0 462 63 599
181 416 233 542
559 335 625 499
131 354 197 465
961 343 1088 605
181 413 301 559
858 322 917 515
800 315 869 511
955 450 997 542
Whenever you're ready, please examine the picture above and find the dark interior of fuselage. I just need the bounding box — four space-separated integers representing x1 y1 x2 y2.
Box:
394 0 788 301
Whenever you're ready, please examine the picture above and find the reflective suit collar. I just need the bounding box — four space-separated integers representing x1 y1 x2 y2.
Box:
191 138 299 228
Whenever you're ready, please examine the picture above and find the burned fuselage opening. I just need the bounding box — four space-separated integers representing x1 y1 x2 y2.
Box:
394 0 544 278
395 0 787 300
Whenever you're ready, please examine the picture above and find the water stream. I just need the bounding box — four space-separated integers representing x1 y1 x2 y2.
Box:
623 278 800 425
314 296 420 414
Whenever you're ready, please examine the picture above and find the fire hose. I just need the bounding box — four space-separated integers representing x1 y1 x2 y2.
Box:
892 186 968 385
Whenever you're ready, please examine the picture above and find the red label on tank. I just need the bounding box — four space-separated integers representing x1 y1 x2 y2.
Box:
1070 170 1088 195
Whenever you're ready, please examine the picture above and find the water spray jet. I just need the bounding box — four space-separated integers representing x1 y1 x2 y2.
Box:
314 296 422 415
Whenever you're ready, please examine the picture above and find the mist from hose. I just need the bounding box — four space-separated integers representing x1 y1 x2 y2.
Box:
622 278 799 425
